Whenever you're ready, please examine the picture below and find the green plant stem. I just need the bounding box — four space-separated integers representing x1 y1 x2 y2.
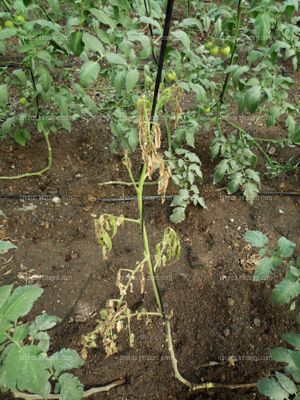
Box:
253 141 274 164
124 218 140 225
185 0 191 17
125 161 139 192
120 311 161 320
0 131 52 180
225 119 274 165
137 163 147 227
142 223 164 316
4 332 22 349
135 162 164 316
254 137 289 143
163 115 172 151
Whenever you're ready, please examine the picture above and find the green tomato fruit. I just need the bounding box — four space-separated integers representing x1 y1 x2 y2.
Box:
220 46 231 57
209 46 219 56
203 106 211 114
15 15 25 23
4 20 14 28
19 97 28 105
204 41 214 50
166 70 177 83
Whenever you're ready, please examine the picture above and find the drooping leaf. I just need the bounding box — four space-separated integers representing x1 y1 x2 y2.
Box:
69 31 85 56
126 69 139 91
254 13 271 43
245 85 261 113
82 33 105 55
89 8 116 29
106 53 127 65
227 173 243 194
12 69 27 84
172 30 190 50
213 160 228 184
243 182 259 203
39 67 52 92
114 70 126 94
13 131 26 146
0 84 8 108
79 61 100 86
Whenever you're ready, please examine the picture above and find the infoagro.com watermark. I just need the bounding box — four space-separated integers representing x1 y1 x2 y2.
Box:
120 354 171 362
220 354 271 362
219 273 274 282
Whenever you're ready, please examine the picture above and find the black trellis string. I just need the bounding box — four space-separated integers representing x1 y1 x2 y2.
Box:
138 0 175 229
150 0 175 125
0 192 299 205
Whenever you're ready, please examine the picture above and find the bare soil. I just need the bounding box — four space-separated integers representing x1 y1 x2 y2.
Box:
0 112 299 400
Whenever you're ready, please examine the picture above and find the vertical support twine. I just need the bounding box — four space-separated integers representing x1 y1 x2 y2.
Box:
150 0 175 125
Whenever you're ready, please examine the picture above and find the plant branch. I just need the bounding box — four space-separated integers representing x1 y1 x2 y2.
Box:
124 218 140 224
12 378 126 399
165 318 257 391
224 119 274 165
0 131 52 180
28 65 40 120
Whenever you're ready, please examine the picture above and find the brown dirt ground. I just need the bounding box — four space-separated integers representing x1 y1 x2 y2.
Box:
0 108 299 400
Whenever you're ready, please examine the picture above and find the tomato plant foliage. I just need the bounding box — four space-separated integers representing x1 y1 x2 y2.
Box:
0 0 299 214
245 232 300 400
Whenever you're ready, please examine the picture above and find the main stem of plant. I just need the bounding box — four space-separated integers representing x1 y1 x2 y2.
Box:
128 155 257 392
127 0 257 392
216 0 242 121
136 163 164 316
